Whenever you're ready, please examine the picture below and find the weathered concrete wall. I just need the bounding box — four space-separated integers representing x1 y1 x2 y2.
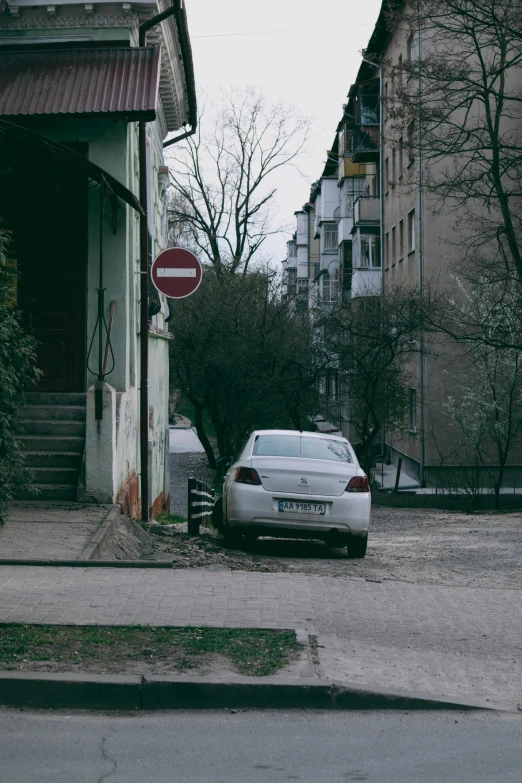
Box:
147 333 170 514
85 382 117 503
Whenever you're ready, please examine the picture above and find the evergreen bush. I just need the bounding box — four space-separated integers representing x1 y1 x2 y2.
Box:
0 225 40 523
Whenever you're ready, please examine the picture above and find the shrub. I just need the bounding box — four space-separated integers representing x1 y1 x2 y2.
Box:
0 226 40 522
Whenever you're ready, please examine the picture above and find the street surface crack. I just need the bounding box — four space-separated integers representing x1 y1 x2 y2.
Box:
97 729 117 783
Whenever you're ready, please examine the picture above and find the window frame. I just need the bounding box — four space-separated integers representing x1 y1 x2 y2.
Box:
323 223 339 254
408 209 416 253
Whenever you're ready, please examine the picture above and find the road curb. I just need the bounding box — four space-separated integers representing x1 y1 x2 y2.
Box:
0 671 499 712
0 559 172 568
79 504 122 561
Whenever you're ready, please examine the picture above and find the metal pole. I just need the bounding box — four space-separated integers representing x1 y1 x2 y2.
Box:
95 186 106 421
138 0 196 524
187 477 199 536
416 1 425 486
139 117 150 523
394 457 403 493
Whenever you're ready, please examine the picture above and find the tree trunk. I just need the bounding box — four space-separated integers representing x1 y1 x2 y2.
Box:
193 402 217 469
494 456 507 511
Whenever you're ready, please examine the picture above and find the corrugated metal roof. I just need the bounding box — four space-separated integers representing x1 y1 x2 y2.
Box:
0 47 161 119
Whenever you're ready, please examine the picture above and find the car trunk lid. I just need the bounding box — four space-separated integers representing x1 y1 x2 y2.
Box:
251 456 360 497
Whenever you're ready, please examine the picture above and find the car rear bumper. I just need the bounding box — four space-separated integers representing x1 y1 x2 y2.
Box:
226 485 371 537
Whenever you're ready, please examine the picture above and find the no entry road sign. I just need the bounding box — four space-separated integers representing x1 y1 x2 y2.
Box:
151 248 202 299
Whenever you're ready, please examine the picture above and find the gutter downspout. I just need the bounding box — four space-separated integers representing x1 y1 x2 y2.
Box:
416 1 425 486
362 57 385 460
138 0 197 523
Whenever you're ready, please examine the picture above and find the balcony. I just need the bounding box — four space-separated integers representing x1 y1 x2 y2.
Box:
354 197 380 225
351 268 382 299
337 216 353 244
352 126 380 164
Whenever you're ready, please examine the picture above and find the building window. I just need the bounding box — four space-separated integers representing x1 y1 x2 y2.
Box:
408 209 416 252
323 224 338 253
322 272 331 301
357 236 380 269
385 157 389 192
407 32 416 64
297 279 309 297
286 268 297 297
407 122 415 165
399 219 404 259
321 271 339 302
392 149 396 185
408 388 417 432
385 232 390 266
339 126 354 154
359 92 379 125
392 225 396 264
398 136 404 175
342 242 353 297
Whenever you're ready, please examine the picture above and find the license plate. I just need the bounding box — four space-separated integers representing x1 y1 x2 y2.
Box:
278 501 326 515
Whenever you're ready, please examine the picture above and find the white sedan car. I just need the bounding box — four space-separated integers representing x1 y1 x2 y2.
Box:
218 429 371 558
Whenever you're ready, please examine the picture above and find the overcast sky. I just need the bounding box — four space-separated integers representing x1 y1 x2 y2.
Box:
185 0 383 262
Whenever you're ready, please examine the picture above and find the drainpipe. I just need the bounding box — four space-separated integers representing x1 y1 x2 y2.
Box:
416 2 425 486
138 0 197 523
362 57 385 460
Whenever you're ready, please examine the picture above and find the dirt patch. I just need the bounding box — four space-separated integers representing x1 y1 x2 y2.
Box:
98 515 154 561
0 624 300 678
146 508 522 589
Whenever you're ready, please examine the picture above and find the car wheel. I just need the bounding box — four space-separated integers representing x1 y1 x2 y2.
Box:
212 496 224 532
347 534 368 559
222 516 243 548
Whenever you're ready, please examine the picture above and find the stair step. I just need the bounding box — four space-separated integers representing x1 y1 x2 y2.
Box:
23 452 83 469
29 467 79 485
18 420 86 437
17 436 85 453
14 484 78 501
24 392 87 406
19 405 86 422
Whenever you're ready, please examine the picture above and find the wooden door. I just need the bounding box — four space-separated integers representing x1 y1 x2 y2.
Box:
4 148 87 392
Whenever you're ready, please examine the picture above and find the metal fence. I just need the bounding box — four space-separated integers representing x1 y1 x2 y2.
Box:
187 477 215 535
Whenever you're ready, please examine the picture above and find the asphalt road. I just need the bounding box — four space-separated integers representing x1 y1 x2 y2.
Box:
1 708 521 783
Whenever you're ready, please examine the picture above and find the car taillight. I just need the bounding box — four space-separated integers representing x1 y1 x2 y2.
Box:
234 467 262 485
346 476 370 492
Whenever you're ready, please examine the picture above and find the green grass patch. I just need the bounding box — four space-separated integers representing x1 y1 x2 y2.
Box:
0 624 300 677
153 512 187 525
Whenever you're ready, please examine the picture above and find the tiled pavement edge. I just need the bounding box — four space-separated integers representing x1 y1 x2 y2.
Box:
0 503 113 561
0 566 520 710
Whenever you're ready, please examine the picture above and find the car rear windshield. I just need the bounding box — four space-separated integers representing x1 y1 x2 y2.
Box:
253 435 353 463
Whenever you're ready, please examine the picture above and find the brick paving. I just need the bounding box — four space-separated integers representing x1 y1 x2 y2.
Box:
0 503 112 560
0 566 520 709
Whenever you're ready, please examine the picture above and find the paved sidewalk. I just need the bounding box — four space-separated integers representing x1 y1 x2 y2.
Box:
0 566 520 709
169 427 205 454
0 503 112 560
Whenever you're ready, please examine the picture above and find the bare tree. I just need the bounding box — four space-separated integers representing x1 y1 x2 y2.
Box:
387 0 522 285
169 269 324 466
166 89 310 275
319 286 423 476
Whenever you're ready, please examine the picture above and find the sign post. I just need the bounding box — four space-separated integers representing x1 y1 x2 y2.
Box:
151 247 202 300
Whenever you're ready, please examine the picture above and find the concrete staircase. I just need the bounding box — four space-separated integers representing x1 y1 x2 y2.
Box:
17 392 86 501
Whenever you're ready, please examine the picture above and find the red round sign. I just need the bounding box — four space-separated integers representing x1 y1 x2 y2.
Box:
151 248 203 300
